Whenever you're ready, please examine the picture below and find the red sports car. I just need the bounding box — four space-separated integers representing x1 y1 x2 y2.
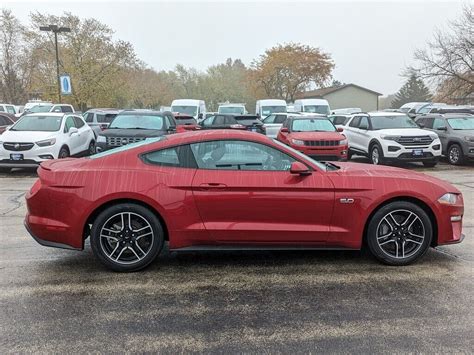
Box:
25 130 464 271
277 116 348 161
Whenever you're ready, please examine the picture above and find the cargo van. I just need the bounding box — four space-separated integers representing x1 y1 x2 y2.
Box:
171 99 206 121
255 99 287 118
294 99 331 115
218 103 247 115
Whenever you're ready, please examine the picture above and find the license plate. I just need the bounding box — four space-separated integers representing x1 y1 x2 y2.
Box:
10 154 24 161
412 149 423 156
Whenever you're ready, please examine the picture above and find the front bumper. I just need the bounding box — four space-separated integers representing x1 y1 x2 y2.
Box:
0 145 59 167
381 140 442 162
292 145 348 161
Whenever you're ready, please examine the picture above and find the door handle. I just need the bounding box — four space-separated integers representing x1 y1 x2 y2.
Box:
199 183 227 190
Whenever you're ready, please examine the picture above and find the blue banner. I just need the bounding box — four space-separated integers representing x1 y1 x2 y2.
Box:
60 74 72 95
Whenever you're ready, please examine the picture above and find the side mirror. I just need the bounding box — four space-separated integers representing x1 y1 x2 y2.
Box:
418 123 425 128
198 113 203 119
168 126 176 132
337 127 344 132
437 126 447 131
290 162 311 176
69 127 79 135
280 127 289 133
408 113 416 119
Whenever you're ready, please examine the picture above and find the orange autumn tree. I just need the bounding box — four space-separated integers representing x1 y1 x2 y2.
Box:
250 42 334 102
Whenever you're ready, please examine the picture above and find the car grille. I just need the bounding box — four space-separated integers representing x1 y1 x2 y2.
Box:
106 137 146 147
3 142 35 151
304 140 339 147
395 136 433 146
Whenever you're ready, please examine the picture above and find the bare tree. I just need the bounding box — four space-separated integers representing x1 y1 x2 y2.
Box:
411 3 473 103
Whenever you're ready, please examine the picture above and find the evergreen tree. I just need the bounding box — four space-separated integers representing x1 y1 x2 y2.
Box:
391 75 432 108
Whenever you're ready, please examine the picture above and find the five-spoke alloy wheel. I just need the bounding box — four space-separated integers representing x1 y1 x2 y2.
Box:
367 201 432 265
91 203 164 272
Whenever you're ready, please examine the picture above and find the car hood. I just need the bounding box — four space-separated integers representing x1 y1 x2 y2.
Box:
452 129 474 137
332 162 460 193
99 128 167 138
0 130 57 143
375 128 436 136
289 131 344 140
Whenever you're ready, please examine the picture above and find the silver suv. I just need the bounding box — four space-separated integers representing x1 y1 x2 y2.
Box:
416 113 474 165
83 109 120 137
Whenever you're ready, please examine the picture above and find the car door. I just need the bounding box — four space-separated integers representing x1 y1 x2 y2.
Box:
64 115 81 154
343 116 361 151
73 116 90 151
355 116 372 153
190 139 335 243
432 117 449 151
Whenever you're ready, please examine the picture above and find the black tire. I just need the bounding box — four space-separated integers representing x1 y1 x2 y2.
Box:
0 167 11 173
88 140 96 156
369 143 384 165
422 161 437 168
347 149 353 160
90 203 164 272
447 144 464 165
366 201 432 266
58 146 69 159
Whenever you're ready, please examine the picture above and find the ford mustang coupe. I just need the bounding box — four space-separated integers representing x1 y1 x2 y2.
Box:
25 130 464 272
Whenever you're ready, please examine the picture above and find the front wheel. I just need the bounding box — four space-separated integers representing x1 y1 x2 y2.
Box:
370 144 384 165
90 203 165 272
366 201 432 265
448 144 464 165
58 146 69 159
88 141 96 156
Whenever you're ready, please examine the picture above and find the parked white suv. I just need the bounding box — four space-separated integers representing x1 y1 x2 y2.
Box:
262 112 297 138
0 113 95 172
343 112 441 167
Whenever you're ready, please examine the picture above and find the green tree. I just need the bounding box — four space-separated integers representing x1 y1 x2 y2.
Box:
391 74 432 108
250 42 334 102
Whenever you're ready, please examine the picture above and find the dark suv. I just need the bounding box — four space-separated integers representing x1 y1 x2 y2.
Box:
416 113 474 165
96 110 177 152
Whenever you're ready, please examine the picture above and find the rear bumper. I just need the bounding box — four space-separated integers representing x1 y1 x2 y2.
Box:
24 219 81 251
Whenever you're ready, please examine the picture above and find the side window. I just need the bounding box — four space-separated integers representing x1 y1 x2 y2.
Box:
349 116 360 127
85 113 94 123
64 116 75 133
6 106 16 114
190 140 296 171
202 116 214 126
275 115 287 124
52 106 62 113
433 118 446 129
61 105 73 113
166 114 176 127
0 106 4 112
224 116 236 124
359 116 369 129
423 118 434 129
73 116 85 128
142 145 196 168
0 116 8 125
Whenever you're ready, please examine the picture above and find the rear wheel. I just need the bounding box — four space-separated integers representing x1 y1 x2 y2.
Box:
88 141 96 156
447 144 464 165
366 201 432 265
90 203 164 272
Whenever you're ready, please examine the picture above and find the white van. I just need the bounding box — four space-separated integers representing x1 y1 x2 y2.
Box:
218 103 247 115
294 99 331 115
171 99 206 121
255 99 287 118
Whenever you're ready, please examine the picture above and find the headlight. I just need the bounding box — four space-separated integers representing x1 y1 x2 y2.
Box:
35 138 56 147
97 135 106 143
291 139 305 146
429 134 439 140
380 135 399 141
463 136 474 142
438 193 459 205
339 139 348 145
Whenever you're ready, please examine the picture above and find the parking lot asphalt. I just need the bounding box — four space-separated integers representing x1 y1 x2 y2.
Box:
0 160 473 353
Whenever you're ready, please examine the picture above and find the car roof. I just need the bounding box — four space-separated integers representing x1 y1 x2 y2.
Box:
288 115 328 120
23 112 67 117
361 111 407 117
421 113 474 119
117 110 166 116
166 129 273 145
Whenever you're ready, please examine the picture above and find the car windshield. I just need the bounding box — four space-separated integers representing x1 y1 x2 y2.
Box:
219 106 245 114
447 117 474 130
109 114 165 130
89 137 166 159
10 115 62 132
262 106 287 115
175 117 197 125
303 105 330 115
272 139 327 170
291 119 335 132
371 115 418 130
28 105 53 113
171 105 198 116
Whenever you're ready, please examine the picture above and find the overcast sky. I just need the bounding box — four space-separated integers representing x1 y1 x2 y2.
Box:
3 0 465 95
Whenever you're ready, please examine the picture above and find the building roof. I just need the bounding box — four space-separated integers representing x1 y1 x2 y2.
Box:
297 84 382 99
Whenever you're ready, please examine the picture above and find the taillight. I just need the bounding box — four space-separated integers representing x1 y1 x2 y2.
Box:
100 124 107 131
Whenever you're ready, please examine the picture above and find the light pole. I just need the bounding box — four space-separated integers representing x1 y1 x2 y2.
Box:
39 25 71 103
